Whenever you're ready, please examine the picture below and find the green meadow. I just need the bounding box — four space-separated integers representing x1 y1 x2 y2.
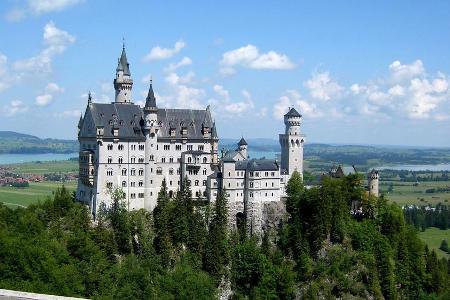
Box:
418 227 450 259
5 160 78 175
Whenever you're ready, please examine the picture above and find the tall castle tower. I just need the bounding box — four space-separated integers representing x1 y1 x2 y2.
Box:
280 107 305 179
237 137 248 159
368 169 379 197
143 79 159 210
114 45 133 103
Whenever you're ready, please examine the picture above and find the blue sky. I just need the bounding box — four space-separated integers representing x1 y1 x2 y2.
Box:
0 0 450 146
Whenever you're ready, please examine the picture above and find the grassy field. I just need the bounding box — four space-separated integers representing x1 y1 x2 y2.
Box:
5 160 78 175
418 227 450 259
0 181 77 208
381 180 450 206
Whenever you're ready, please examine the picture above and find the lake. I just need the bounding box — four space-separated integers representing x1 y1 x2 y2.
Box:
378 164 450 171
0 153 78 165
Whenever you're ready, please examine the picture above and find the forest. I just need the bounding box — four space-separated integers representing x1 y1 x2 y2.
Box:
0 172 449 299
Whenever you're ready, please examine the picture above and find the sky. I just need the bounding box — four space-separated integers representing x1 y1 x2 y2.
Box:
0 0 450 146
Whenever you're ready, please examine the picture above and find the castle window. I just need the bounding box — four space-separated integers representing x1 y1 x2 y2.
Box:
203 157 207 163
187 145 193 151
107 144 113 150
118 144 124 151
107 157 112 164
271 172 275 176
250 192 253 198
139 169 144 176
177 168 180 175
122 168 127 176
130 193 136 199
119 120 124 126
255 172 259 177
131 182 135 187
164 145 170 151
176 145 182 151
139 180 143 187
250 182 253 188
122 181 127 187
265 172 269 177
195 180 199 186
156 168 162 175
203 180 206 186
138 193 144 198
149 155 154 161
138 157 144 163
188 157 192 163
131 169 136 176
169 180 172 186
118 157 123 164
169 157 174 163
265 193 268 197
169 168 174 175
228 182 231 187
198 145 204 151
203 169 207 175
107 169 113 176
107 182 113 188
272 182 274 187
265 182 268 187
228 172 231 177
131 156 136 163
161 157 166 163
250 172 253 177
139 145 144 151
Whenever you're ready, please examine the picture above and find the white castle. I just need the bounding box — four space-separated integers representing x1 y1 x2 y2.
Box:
76 47 305 231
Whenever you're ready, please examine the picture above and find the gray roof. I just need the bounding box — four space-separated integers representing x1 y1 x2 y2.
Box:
144 82 157 110
157 108 213 139
212 122 218 139
238 137 248 146
87 103 144 139
285 107 301 118
116 47 131 76
235 158 279 171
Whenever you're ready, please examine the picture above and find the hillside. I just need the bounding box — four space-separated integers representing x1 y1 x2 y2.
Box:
0 131 78 154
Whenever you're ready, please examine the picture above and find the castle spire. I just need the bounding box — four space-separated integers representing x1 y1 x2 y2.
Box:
114 43 133 103
144 78 157 112
87 91 92 104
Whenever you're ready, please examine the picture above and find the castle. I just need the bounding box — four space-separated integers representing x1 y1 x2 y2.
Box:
76 47 304 231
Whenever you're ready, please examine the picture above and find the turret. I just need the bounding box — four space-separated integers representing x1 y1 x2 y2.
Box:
237 137 248 159
143 79 159 136
279 107 305 179
113 45 133 103
368 169 379 197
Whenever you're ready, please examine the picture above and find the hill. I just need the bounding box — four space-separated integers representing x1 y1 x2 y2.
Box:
0 131 78 154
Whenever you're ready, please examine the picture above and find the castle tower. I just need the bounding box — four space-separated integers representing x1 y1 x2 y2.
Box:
279 107 304 179
237 137 248 159
143 79 159 210
368 169 379 197
211 122 219 165
114 45 133 103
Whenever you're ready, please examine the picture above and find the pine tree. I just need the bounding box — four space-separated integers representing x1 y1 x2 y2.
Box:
153 179 173 267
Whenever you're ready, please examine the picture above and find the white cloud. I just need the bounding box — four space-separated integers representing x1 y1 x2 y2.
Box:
305 71 343 101
13 22 75 75
273 89 325 120
388 84 405 97
164 56 192 72
143 40 185 62
213 84 229 101
220 44 295 75
54 109 82 118
45 82 64 93
0 53 10 92
35 94 53 106
165 71 195 85
5 0 83 22
2 100 29 116
406 77 449 119
389 60 424 82
223 90 255 115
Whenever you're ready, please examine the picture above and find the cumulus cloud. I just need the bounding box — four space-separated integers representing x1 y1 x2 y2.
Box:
220 44 295 75
213 84 229 101
54 109 82 118
305 71 343 101
5 0 84 22
14 21 75 75
164 56 192 72
2 100 28 116
389 59 424 83
35 94 53 106
273 89 324 120
143 40 185 62
223 90 255 115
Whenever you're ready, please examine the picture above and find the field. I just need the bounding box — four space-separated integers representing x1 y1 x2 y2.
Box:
418 227 450 259
0 181 77 208
381 180 450 206
6 160 78 175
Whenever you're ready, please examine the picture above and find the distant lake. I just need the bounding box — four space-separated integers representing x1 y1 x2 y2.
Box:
0 153 78 165
379 164 450 171
248 151 279 160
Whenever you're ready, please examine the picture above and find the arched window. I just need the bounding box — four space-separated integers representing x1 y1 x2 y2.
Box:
195 180 199 186
150 155 154 161
156 167 162 175
188 157 192 163
122 181 127 187
169 168 174 175
122 168 127 176
131 168 136 176
161 157 166 163
203 157 207 163
106 169 113 176
131 156 136 163
107 156 112 164
118 157 123 164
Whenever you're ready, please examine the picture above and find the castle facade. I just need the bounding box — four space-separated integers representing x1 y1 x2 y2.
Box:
76 47 304 230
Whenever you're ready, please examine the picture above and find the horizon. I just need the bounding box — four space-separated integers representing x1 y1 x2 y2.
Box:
0 1 450 146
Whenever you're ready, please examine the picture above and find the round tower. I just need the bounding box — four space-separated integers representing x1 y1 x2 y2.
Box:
279 107 305 179
368 169 379 197
238 137 248 159
114 45 133 103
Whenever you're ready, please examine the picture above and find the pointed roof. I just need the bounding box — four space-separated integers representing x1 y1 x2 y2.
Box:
116 46 131 76
285 107 301 118
211 122 218 139
238 137 248 146
78 114 83 129
144 80 157 110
